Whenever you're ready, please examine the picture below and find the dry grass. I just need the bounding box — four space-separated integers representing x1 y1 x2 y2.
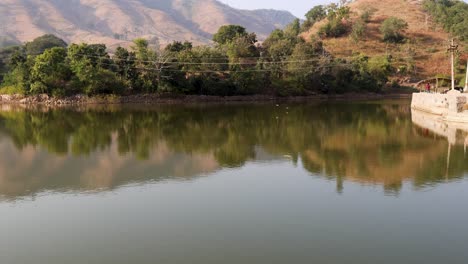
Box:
301 0 464 78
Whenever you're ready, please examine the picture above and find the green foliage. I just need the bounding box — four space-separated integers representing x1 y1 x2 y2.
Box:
83 69 125 95
423 0 468 41
284 19 301 38
30 47 71 95
165 41 193 52
305 5 326 22
25 34 67 56
0 85 25 95
318 18 348 38
360 6 377 23
350 20 367 43
0 23 393 97
367 56 393 85
380 17 408 43
226 33 258 61
0 46 22 82
67 43 123 95
318 3 351 39
113 47 138 88
0 48 33 94
213 25 248 45
326 3 351 21
176 45 230 95
130 38 160 93
262 29 289 54
282 41 324 94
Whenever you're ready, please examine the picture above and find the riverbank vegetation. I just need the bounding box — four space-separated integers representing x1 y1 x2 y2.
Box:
0 15 394 97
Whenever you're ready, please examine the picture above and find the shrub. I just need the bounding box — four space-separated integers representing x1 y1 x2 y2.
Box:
350 20 367 43
368 56 393 84
84 69 125 95
318 19 348 38
360 7 377 23
380 17 408 43
0 85 25 95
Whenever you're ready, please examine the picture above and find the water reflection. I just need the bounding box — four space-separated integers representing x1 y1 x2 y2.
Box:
0 101 467 200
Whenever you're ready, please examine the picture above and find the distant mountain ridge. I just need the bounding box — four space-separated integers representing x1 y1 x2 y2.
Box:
0 0 297 48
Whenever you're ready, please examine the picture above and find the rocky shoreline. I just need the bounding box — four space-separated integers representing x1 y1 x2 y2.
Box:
0 93 412 106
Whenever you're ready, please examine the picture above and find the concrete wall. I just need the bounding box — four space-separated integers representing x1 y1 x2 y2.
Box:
411 91 467 115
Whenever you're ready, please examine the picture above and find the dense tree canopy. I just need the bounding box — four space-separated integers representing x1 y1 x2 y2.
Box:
0 23 393 97
305 6 327 22
25 34 68 56
213 25 249 45
30 47 71 95
423 0 468 41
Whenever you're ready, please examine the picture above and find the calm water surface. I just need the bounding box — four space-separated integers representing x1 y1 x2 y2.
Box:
0 101 467 264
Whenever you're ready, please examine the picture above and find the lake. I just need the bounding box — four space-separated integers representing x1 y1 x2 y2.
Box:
0 100 467 264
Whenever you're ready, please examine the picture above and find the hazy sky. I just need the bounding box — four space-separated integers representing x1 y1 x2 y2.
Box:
219 0 335 18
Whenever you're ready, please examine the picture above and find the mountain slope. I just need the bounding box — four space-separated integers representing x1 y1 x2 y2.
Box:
302 0 464 78
0 0 296 48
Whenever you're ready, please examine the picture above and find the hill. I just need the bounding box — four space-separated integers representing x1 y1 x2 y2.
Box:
302 0 466 78
0 0 296 48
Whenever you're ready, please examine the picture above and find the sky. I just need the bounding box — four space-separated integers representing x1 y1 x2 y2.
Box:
219 0 335 18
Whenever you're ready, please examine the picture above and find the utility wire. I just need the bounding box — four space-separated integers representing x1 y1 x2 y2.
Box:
70 52 335 65
86 60 353 73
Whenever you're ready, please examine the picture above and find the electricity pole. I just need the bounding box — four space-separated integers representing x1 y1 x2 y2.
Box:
448 39 459 91
465 60 468 92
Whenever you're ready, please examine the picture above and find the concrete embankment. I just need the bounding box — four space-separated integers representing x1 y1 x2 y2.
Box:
411 91 468 122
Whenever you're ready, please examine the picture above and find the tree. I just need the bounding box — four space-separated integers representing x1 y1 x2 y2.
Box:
284 19 301 38
423 0 468 41
165 41 193 52
305 5 326 22
130 38 157 92
0 55 33 94
67 43 123 95
318 3 351 38
380 17 408 43
0 48 31 94
213 25 248 45
30 47 72 95
25 34 67 56
226 33 258 61
178 46 231 95
113 47 138 89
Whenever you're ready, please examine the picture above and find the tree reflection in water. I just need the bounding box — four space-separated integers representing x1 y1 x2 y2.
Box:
0 101 467 200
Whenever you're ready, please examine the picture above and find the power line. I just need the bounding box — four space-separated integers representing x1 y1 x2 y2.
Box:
70 51 416 66
70 52 335 65
87 59 353 73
